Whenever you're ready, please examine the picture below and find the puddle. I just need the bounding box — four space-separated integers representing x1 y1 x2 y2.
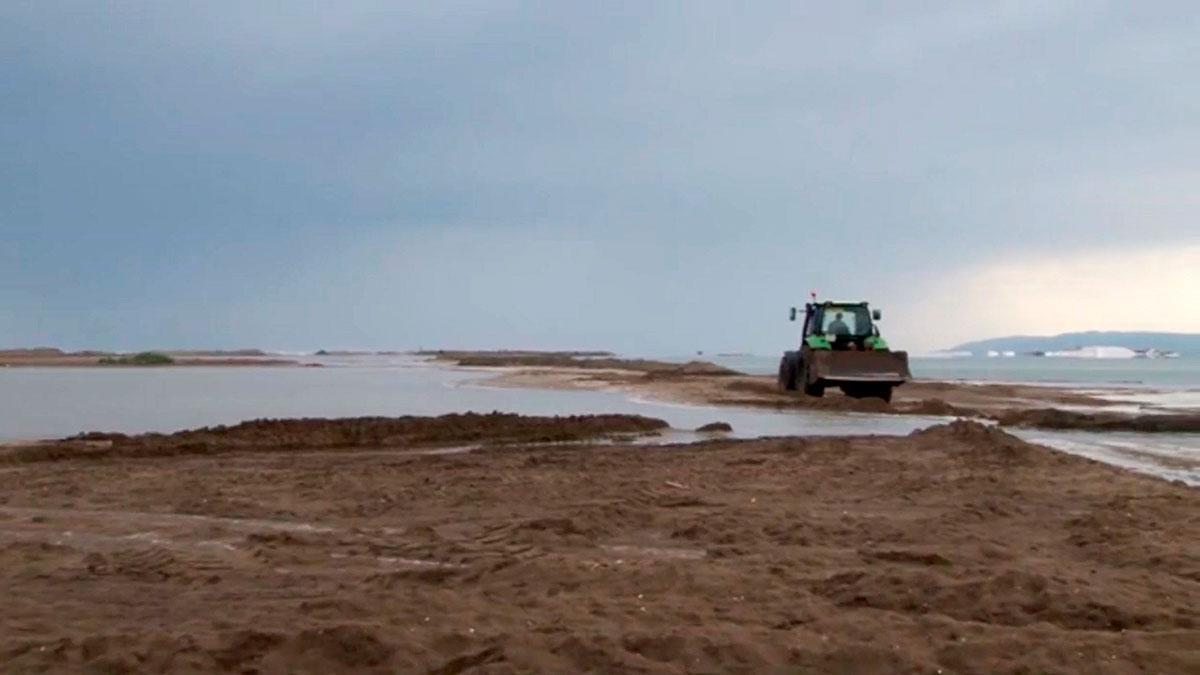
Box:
1014 429 1200 486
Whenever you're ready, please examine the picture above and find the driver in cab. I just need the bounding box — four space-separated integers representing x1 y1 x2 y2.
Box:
826 312 851 336
826 311 862 350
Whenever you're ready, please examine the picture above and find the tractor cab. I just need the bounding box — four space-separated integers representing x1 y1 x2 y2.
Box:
790 302 884 351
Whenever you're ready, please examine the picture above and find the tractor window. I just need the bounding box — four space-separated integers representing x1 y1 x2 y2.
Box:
821 306 872 336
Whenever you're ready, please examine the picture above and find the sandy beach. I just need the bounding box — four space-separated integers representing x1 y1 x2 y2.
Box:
1 414 1196 673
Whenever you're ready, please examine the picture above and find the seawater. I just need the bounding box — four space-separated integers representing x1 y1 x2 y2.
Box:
0 357 940 441
0 354 1196 486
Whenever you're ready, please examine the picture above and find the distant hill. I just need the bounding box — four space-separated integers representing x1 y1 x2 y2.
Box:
952 332 1200 355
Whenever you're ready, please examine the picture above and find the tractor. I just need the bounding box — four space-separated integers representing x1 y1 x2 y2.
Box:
778 299 911 403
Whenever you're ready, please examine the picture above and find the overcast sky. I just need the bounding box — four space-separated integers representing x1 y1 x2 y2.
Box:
3 2 1198 354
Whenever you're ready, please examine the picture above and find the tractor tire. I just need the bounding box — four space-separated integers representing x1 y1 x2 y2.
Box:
799 359 825 397
778 351 800 391
800 362 824 397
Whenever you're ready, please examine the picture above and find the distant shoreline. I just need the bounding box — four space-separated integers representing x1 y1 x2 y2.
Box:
0 348 301 368
953 331 1197 356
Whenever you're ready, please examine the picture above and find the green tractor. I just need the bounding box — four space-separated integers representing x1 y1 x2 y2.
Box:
778 299 911 403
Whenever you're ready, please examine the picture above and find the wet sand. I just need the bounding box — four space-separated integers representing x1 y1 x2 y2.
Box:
1 415 1198 673
430 352 1200 433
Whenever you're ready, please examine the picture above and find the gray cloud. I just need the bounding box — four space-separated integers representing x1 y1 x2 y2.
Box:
2 1 1198 352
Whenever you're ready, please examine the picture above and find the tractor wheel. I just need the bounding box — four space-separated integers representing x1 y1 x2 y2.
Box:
777 351 800 391
799 359 825 397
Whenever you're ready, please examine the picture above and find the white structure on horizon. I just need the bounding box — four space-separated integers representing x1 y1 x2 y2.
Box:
1138 348 1182 359
1044 345 1138 359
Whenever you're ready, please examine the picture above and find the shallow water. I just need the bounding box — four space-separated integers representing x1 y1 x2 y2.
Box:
1013 429 1200 486
0 357 938 441
0 355 1196 486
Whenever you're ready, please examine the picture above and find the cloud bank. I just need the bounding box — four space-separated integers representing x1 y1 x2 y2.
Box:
2 2 1198 352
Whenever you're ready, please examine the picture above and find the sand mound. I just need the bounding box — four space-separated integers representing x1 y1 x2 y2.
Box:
898 398 978 417
994 408 1200 432
909 419 1020 443
7 413 669 463
640 360 740 378
430 350 739 377
909 420 1040 461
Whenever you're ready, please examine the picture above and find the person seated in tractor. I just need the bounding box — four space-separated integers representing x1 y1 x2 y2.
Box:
826 312 851 336
824 309 871 350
